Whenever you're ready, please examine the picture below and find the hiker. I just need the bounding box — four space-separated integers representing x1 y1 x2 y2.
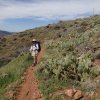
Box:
29 39 41 66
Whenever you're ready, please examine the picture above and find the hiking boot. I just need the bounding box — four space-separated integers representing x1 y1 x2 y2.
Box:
32 63 36 67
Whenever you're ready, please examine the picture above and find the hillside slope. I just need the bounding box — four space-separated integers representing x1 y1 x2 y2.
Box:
36 16 100 99
0 15 100 67
0 15 100 100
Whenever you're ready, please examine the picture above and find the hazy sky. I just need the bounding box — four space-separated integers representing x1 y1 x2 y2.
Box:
0 0 100 32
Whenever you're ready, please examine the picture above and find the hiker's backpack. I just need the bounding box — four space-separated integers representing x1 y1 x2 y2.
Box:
36 41 41 52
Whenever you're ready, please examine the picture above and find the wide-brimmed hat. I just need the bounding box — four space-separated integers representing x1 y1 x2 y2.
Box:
32 39 37 42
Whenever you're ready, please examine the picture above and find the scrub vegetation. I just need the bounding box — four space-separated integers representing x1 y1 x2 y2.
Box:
0 15 100 100
0 54 32 99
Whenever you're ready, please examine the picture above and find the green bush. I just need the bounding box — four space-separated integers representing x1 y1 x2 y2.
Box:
37 37 95 81
0 53 32 88
90 66 100 76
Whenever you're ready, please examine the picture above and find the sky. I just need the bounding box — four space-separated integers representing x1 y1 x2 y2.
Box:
0 0 100 32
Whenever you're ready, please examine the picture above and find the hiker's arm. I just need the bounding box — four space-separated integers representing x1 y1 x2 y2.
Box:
29 46 33 52
36 44 39 50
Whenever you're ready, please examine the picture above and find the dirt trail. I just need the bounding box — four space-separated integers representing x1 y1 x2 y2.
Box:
16 50 44 100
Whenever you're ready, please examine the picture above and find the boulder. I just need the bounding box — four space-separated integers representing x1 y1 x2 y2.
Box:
65 88 75 97
74 90 83 100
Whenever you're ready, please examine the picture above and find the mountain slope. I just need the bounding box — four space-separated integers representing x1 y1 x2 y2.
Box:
0 15 100 67
0 30 12 36
0 15 100 100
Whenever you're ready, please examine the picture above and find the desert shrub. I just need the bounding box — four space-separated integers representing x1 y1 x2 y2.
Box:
37 35 95 82
81 75 97 92
13 38 17 41
81 21 88 26
0 58 11 67
18 33 26 37
1 38 6 42
29 34 34 38
95 18 100 25
21 38 25 42
37 34 100 100
77 26 87 33
52 95 62 100
2 44 6 47
77 53 92 73
0 46 3 50
38 49 93 81
90 66 100 76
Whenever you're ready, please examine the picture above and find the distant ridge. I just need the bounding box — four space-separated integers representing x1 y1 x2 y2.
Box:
0 30 12 36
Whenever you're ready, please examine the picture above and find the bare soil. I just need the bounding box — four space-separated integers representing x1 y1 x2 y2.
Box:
16 50 44 100
93 59 100 66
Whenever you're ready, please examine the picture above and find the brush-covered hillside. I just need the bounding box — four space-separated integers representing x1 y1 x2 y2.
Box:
0 15 100 67
36 15 100 100
0 15 100 99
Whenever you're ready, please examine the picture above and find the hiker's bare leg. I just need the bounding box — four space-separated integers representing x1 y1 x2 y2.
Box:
33 55 37 66
35 55 37 65
32 56 35 67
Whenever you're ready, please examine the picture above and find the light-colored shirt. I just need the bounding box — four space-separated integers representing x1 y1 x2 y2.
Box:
30 44 39 52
